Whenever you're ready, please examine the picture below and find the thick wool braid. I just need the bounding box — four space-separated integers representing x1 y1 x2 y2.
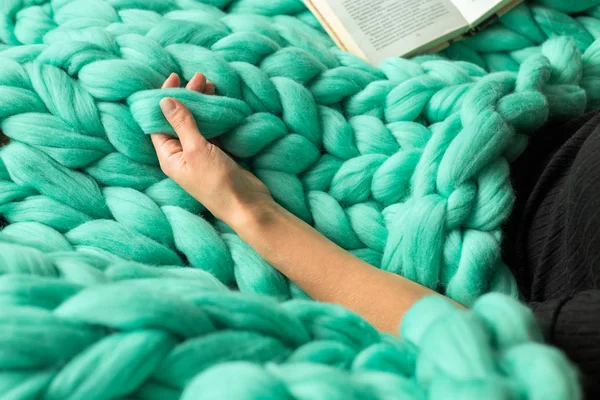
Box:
0 0 591 398
7 0 600 106
443 1 600 106
0 0 326 46
0 237 580 399
0 0 594 306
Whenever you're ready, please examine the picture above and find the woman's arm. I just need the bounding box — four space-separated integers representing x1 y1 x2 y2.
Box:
152 73 461 335
232 200 460 333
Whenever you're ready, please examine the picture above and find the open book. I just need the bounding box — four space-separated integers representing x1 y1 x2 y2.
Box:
304 0 523 65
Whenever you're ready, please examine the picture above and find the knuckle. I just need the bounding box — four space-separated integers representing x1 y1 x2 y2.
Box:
158 163 172 177
169 111 190 131
157 159 172 175
184 144 200 154
157 140 170 153
184 139 208 156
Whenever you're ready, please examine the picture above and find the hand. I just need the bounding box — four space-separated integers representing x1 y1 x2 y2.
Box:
150 73 274 226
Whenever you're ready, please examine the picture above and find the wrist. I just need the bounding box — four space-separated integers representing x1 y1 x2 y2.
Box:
226 198 284 236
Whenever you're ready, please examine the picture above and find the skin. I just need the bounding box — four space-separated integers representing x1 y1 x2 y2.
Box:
151 73 462 335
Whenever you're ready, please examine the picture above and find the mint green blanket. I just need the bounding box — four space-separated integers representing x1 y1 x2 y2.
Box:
0 0 597 398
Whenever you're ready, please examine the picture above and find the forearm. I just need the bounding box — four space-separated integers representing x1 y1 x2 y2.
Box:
231 201 461 334
149 74 459 334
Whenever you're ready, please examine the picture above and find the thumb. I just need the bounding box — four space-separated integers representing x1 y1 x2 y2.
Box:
160 97 208 152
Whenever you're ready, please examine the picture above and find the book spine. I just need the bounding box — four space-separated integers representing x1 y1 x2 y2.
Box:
464 14 498 37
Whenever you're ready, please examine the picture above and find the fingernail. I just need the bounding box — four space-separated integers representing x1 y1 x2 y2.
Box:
160 98 176 116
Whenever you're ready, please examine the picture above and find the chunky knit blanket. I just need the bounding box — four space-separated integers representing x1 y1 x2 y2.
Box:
0 0 598 398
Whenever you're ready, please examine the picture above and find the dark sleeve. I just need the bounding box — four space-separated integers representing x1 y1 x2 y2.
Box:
502 111 600 398
530 290 600 397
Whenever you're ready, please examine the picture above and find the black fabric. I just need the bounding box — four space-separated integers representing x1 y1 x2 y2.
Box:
504 110 600 397
0 130 8 229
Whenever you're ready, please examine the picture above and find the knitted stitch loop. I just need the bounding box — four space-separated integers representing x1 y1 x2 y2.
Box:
0 239 580 399
0 0 593 397
0 0 593 305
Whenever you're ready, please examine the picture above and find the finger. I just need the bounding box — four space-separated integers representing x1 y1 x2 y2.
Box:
159 97 207 151
204 81 216 95
162 73 180 89
186 72 207 93
150 133 183 165
151 133 183 157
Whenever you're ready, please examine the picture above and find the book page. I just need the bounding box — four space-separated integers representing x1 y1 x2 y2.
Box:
318 0 468 65
450 0 504 25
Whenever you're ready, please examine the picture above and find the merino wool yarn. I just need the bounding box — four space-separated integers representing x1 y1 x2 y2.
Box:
0 237 582 399
0 0 598 398
2 0 593 303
